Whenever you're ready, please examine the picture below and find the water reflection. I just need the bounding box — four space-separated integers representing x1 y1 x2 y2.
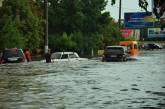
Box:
0 50 165 109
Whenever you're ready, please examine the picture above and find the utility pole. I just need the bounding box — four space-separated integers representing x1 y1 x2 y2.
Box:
44 0 48 54
118 0 122 28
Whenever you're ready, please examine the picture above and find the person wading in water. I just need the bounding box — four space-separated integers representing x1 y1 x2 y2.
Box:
45 49 51 63
24 48 32 62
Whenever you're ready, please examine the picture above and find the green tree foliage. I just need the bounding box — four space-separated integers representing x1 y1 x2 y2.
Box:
81 0 109 33
102 18 124 47
49 33 76 52
47 0 84 34
36 0 111 55
0 0 43 50
60 33 76 51
0 17 24 49
70 32 84 52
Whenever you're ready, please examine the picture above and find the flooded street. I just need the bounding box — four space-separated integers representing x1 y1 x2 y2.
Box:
0 50 165 109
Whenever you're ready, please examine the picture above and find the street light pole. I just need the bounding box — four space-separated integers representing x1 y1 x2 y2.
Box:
118 0 122 28
44 0 48 54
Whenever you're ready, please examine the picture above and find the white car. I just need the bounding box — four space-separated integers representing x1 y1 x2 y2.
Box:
48 52 88 62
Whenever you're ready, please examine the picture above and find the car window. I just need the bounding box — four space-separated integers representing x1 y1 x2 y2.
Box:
105 47 124 54
61 54 68 59
52 53 61 59
127 44 132 49
106 47 123 51
134 44 138 49
69 54 79 58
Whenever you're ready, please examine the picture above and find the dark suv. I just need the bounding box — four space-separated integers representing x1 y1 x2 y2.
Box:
102 46 128 62
0 48 26 64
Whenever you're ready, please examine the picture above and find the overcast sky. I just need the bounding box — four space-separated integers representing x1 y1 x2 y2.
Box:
106 0 152 21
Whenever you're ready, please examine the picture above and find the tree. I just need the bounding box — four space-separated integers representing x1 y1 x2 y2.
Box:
102 17 124 47
0 0 43 50
36 0 110 55
47 0 84 34
79 0 110 55
49 33 76 52
70 32 84 52
0 16 24 49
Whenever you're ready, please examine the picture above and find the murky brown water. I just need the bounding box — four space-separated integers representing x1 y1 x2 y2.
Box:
0 50 165 109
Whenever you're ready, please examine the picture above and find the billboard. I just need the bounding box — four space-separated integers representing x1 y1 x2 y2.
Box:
120 29 140 40
124 12 154 28
148 28 165 38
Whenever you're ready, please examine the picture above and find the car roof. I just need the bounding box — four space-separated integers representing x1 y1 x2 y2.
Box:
106 46 126 48
3 48 22 51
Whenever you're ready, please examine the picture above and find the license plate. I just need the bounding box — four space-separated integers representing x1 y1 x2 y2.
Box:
8 57 18 61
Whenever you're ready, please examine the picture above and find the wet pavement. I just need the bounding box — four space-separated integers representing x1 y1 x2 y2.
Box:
0 50 165 109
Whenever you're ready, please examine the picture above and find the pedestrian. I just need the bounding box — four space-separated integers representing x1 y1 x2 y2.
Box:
45 49 51 63
24 48 32 62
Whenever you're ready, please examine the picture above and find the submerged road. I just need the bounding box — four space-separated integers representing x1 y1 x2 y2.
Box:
0 50 165 109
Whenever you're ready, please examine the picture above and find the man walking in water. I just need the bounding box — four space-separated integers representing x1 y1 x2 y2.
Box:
45 49 51 63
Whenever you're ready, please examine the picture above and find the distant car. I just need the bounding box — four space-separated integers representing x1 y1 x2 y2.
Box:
147 43 163 50
0 48 27 64
102 46 128 62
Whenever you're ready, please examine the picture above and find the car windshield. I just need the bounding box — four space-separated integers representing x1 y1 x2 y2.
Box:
106 47 124 52
3 50 23 58
51 53 61 59
105 47 127 54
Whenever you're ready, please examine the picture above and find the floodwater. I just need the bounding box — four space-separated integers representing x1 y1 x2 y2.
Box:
0 50 165 109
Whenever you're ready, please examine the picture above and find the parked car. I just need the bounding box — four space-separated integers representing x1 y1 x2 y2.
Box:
42 52 88 62
102 46 128 62
147 43 163 50
0 48 27 64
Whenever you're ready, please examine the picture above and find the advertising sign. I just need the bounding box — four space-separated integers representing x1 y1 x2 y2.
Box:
120 29 132 38
120 29 140 40
148 28 165 38
124 12 154 28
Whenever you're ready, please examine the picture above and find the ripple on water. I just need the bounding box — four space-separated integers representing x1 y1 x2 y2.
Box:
161 86 165 89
